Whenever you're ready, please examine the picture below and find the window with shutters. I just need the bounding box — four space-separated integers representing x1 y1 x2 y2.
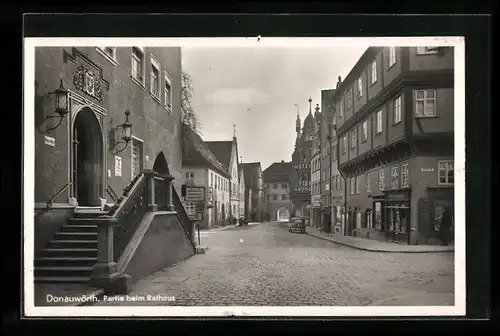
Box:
378 169 385 191
131 138 143 179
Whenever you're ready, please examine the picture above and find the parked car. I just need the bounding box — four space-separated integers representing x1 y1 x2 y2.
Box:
238 216 249 226
288 217 306 234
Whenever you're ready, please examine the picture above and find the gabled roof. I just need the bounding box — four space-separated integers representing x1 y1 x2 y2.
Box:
240 162 261 190
263 161 293 183
205 141 233 169
182 124 230 178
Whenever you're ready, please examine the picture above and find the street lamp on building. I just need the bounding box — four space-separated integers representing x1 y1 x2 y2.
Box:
110 109 133 155
39 79 70 134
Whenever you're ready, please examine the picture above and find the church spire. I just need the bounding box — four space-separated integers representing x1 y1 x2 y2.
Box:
308 97 313 115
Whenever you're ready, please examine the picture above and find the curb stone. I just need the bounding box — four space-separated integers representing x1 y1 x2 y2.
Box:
306 232 454 253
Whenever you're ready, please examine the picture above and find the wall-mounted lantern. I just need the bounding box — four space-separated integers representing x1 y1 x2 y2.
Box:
39 79 70 134
110 109 132 155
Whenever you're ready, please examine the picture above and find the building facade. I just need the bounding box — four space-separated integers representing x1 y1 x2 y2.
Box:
34 46 183 253
290 99 314 218
263 160 293 221
182 124 231 229
205 133 241 224
310 105 322 227
238 165 246 218
241 162 265 222
334 46 454 245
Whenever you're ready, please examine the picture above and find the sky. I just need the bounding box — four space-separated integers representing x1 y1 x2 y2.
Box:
182 46 368 171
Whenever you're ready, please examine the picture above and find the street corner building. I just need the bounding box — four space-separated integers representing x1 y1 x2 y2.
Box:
263 160 294 222
32 46 197 294
240 162 265 222
332 46 455 245
181 124 237 229
290 98 314 220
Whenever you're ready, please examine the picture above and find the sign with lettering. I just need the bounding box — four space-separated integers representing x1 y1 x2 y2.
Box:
294 163 311 170
421 168 435 172
186 187 205 201
114 156 122 177
44 135 55 147
294 186 310 192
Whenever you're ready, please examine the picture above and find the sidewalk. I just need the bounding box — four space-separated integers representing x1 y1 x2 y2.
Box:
306 227 454 253
201 222 261 232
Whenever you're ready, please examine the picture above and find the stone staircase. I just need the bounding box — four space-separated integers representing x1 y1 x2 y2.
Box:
34 207 107 284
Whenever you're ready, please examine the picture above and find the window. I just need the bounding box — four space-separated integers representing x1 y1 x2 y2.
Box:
338 100 344 119
210 173 213 187
97 47 118 65
361 120 368 142
164 72 172 113
273 184 278 189
281 194 287 200
356 77 363 98
376 110 383 134
378 170 385 191
351 129 356 148
185 171 195 185
389 47 396 67
366 173 371 193
355 176 361 194
150 56 161 99
267 195 271 200
131 47 145 85
131 138 143 178
346 89 352 109
282 184 287 189
394 96 402 124
342 136 348 153
416 47 438 55
273 195 278 200
438 160 454 185
350 178 356 195
371 60 377 84
391 167 399 189
415 89 436 117
401 164 409 187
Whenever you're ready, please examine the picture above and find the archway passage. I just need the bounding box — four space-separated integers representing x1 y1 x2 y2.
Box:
72 107 103 207
153 152 170 175
277 207 290 222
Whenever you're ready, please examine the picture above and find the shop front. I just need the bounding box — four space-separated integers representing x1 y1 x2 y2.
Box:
371 189 412 245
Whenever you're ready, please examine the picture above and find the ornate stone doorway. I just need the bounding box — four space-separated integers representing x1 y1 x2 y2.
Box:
277 207 290 221
71 106 104 207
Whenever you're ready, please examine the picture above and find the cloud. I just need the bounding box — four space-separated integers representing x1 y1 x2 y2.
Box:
204 88 271 106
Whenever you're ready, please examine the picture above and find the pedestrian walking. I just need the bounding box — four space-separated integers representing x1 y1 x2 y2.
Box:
439 206 453 246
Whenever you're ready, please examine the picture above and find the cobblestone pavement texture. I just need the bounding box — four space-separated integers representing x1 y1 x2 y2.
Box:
93 222 454 306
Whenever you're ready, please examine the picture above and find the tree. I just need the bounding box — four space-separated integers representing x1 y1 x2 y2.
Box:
180 69 202 134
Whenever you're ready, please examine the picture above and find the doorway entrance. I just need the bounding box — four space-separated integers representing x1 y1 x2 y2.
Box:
277 207 290 221
72 107 103 207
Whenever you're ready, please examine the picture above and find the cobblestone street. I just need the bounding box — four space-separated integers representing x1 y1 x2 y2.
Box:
92 222 454 306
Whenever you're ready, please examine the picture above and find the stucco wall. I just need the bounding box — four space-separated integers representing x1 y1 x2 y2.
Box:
124 213 195 283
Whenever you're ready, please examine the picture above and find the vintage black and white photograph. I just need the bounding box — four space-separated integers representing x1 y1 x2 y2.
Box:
24 37 465 317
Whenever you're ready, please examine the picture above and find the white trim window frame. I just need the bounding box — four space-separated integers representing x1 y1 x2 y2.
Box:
346 89 352 109
362 120 368 142
414 89 436 117
342 135 348 154
394 95 402 124
355 176 361 194
371 60 377 84
416 46 439 55
389 47 396 67
351 129 357 149
357 77 363 98
401 164 409 187
366 173 371 193
391 166 399 189
438 160 454 185
150 55 161 102
130 136 144 179
338 100 344 119
378 169 385 191
164 71 173 114
350 178 355 195
131 47 145 87
96 47 118 66
376 110 383 134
